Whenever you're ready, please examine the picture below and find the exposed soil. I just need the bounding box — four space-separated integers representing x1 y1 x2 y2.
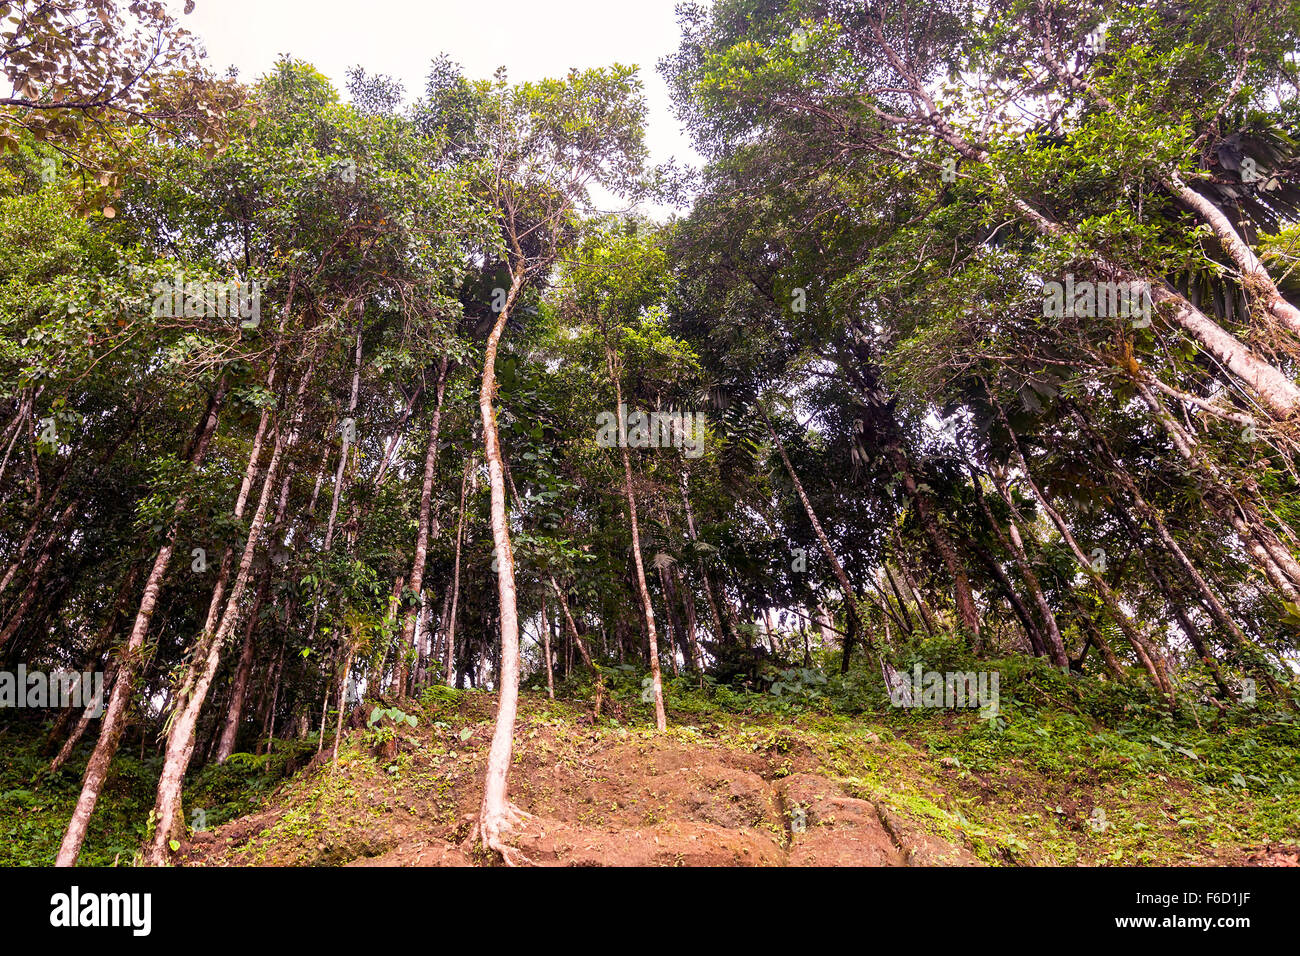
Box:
175 690 1290 867
179 694 980 867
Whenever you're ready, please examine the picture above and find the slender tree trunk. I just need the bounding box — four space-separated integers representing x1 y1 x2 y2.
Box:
214 575 268 763
548 574 602 715
883 560 922 637
1071 406 1283 698
475 268 530 859
143 342 314 865
260 634 286 755
759 404 881 674
1135 380 1300 601
0 388 31 493
56 379 228 867
657 563 683 676
679 472 729 647
372 381 426 488
606 345 667 730
397 355 450 694
539 595 554 699
969 540 1045 656
308 321 364 747
445 457 471 685
982 467 1069 667
884 441 981 637
330 642 357 765
1069 598 1126 681
671 562 705 679
144 412 292 864
994 401 1173 698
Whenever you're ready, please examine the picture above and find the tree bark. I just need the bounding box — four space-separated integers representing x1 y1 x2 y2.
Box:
445 457 471 685
984 467 1069 667
397 355 450 695
475 268 530 859
606 343 667 731
994 402 1173 699
759 403 880 668
539 594 555 699
214 575 268 763
56 378 228 867
144 343 316 865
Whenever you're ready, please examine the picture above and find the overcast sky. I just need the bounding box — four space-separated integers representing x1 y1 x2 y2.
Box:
170 0 700 199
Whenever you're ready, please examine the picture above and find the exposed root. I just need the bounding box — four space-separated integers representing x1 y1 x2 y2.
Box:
471 801 535 866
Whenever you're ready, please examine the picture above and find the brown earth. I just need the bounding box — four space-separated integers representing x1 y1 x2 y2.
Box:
178 690 1285 867
179 694 981 867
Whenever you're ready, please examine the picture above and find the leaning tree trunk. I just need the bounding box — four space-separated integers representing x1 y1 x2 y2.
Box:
679 470 729 647
883 440 981 637
996 406 1173 699
759 403 882 675
45 562 140 765
144 342 315 865
214 574 269 763
56 378 228 867
1134 380 1300 601
547 574 602 714
980 466 1069 667
1071 407 1284 700
144 413 291 865
311 321 364 750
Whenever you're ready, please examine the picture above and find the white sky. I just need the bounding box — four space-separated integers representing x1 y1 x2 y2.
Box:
170 0 700 212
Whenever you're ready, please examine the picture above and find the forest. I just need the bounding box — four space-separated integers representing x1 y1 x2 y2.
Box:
0 0 1299 872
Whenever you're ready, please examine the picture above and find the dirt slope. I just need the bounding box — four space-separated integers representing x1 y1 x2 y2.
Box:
180 692 980 867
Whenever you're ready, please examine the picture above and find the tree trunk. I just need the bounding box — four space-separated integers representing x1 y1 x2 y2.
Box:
679 470 731 646
969 540 1046 656
539 594 555 699
144 411 292 864
445 456 471 685
759 404 881 671
1071 405 1282 698
1135 380 1300 601
606 345 667 730
884 440 981 637
983 468 1069 667
994 402 1173 699
475 269 529 859
56 378 228 867
397 355 450 695
214 575 268 763
144 343 316 865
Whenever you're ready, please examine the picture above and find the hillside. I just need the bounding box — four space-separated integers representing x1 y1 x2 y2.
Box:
7 661 1298 867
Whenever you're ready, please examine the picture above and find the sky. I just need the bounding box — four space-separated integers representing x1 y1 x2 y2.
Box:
168 0 701 209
